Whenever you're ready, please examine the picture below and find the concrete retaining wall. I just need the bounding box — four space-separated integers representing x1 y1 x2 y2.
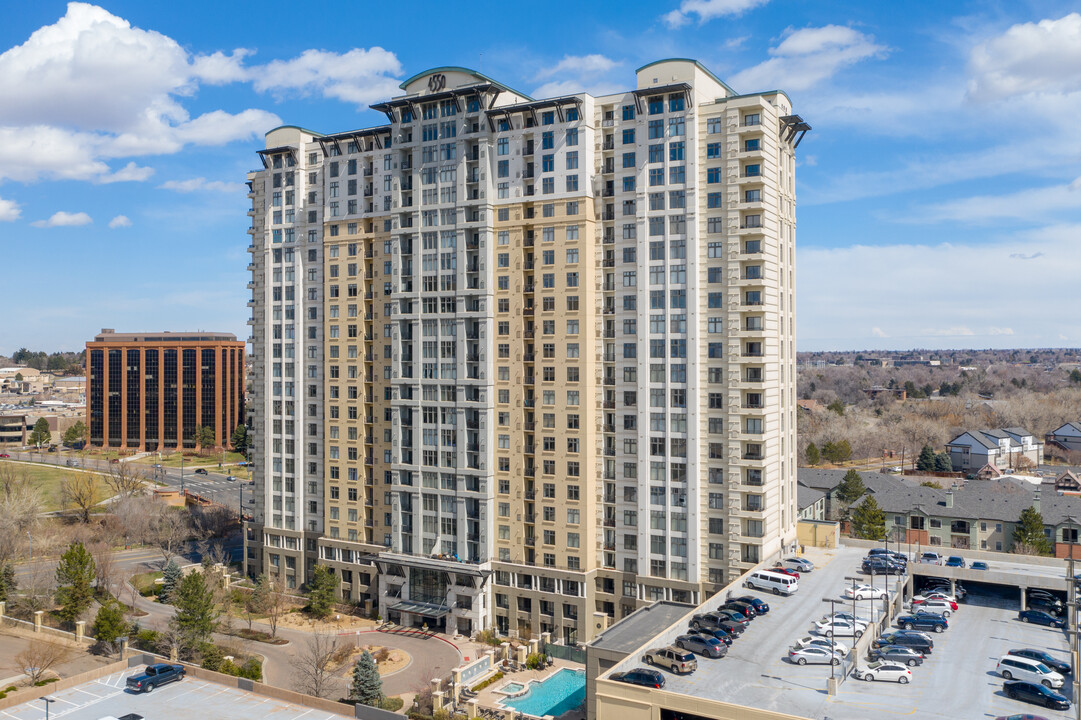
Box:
843 537 1069 569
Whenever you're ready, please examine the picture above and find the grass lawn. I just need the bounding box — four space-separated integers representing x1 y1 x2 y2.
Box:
11 462 111 512
133 451 247 469
131 570 163 596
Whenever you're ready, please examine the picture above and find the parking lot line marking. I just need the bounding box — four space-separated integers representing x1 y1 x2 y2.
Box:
288 710 313 720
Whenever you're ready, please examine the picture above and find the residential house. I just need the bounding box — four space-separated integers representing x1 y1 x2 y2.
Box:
797 468 898 521
946 427 1043 472
1047 422 1081 455
797 485 826 521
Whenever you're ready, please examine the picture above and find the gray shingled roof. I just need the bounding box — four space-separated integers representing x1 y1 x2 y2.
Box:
797 485 825 510
868 475 1081 525
797 468 898 493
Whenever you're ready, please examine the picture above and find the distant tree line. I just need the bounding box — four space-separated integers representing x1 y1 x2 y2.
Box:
7 348 85 374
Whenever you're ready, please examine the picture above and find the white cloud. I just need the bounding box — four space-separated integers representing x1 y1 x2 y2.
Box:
797 224 1081 350
910 178 1081 224
253 48 402 106
158 177 244 194
0 4 280 183
108 214 131 228
871 327 888 338
532 54 622 98
967 13 1081 102
31 210 92 228
536 55 619 79
731 25 886 92
663 0 769 28
191 49 252 85
0 195 20 221
96 160 154 183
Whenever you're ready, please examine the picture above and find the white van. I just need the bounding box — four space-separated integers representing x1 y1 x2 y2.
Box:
997 654 1065 688
744 569 799 596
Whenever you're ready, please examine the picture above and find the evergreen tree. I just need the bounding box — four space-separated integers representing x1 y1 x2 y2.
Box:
172 570 219 648
933 453 953 472
805 442 820 466
62 421 86 448
350 650 384 705
192 425 216 449
159 560 182 604
230 424 249 453
307 564 337 619
55 541 96 626
0 563 16 603
826 400 845 416
28 418 52 447
834 469 867 504
1013 506 1052 555
916 445 937 472
93 601 129 644
850 497 886 540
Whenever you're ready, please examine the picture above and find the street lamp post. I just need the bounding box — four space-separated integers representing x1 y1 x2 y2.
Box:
821 597 841 681
42 697 54 720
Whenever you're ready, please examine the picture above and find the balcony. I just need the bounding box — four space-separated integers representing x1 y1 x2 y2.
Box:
742 452 763 461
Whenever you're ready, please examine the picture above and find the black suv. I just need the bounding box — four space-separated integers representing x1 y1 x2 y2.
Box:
690 613 745 637
896 611 947 633
689 626 733 645
1003 680 1070 710
862 557 905 575
735 596 770 614
872 632 933 655
721 600 758 619
611 668 665 689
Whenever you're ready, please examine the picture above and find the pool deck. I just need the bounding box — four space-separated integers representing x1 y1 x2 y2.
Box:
473 659 586 720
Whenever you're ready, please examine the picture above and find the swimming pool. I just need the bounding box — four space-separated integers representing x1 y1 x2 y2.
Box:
496 681 526 696
500 668 585 718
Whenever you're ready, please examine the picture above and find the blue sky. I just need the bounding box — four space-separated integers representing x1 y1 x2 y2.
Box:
1 0 1079 354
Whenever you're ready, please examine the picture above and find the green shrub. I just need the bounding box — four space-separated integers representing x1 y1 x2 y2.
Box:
472 672 504 691
200 644 224 672
133 628 161 651
475 628 502 646
4 686 14 693
33 678 59 687
379 697 404 712
525 652 547 670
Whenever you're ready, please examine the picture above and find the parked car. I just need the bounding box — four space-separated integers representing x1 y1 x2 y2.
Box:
1008 649 1073 676
910 598 955 617
0 453 10 459
794 636 849 656
642 647 697 674
783 557 815 572
744 569 799 596
971 561 990 571
825 611 871 626
690 613 744 637
689 626 733 646
815 618 866 638
1028 598 1064 616
1003 680 1071 710
918 552 944 565
610 668 665 689
896 611 947 633
1027 590 1064 608
194 468 209 475
868 646 923 667
1019 610 1065 628
867 548 908 564
720 600 757 619
873 632 933 655
715 608 750 626
771 565 800 578
226 475 237 481
675 634 727 658
944 555 966 568
844 584 888 601
998 655 1066 688
862 558 905 575
922 578 967 600
789 646 843 666
734 596 770 614
853 661 912 684
912 591 958 605
126 663 185 693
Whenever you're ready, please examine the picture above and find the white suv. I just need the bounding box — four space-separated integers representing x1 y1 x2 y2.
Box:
918 552 943 565
997 654 1065 688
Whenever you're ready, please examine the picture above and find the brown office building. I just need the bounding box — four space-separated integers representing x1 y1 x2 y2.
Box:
86 329 245 451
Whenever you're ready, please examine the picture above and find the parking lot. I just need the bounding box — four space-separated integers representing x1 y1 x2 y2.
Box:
647 545 1075 719
1 668 353 720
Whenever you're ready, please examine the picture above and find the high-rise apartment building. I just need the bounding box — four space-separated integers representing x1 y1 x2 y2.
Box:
245 59 807 643
86 329 245 451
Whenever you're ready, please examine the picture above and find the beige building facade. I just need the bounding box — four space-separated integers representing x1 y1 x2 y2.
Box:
245 59 803 642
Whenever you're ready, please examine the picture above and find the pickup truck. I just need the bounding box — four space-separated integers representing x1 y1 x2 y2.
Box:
126 663 185 692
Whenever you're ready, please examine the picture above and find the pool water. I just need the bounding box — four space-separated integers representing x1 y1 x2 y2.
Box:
502 668 585 718
499 682 525 694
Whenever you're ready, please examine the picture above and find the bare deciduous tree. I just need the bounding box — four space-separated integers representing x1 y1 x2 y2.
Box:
15 639 72 684
103 462 148 499
0 464 43 566
264 573 287 638
290 628 341 698
148 504 192 566
89 541 117 598
61 472 102 523
112 494 154 544
15 559 57 616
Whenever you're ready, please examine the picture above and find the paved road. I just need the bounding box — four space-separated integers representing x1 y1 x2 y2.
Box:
2 449 249 516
